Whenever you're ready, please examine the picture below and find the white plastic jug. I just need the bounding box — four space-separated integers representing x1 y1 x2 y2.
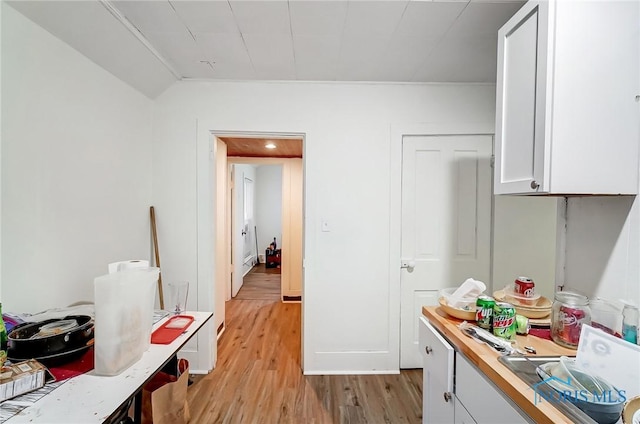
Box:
93 267 159 376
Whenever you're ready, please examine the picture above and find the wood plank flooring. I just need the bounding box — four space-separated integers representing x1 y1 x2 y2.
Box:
187 295 423 423
234 264 281 301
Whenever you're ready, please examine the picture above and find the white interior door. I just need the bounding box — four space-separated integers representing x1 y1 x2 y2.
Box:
400 135 492 368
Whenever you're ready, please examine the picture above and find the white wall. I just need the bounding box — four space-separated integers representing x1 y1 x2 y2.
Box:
492 196 563 301
1 4 154 312
564 196 640 308
255 165 283 254
152 80 496 373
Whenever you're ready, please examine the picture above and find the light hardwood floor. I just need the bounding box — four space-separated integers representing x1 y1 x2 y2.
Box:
187 273 423 424
234 264 281 301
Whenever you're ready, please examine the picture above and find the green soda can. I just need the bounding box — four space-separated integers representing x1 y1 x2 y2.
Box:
475 295 495 331
493 302 517 340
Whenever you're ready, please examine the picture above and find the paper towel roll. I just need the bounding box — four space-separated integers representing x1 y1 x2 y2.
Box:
108 259 150 274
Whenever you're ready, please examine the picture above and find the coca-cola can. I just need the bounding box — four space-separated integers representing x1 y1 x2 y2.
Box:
514 277 535 298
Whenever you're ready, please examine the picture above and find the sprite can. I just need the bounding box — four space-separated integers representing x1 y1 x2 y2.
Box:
493 302 517 340
475 295 495 331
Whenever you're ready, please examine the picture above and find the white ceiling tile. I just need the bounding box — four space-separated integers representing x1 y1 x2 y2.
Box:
293 35 342 65
229 1 291 34
293 35 341 81
394 2 467 39
336 59 381 81
289 1 348 37
242 33 296 79
343 1 409 37
295 63 338 81
175 61 218 79
195 33 252 64
447 1 524 38
170 1 240 34
375 35 439 81
143 30 208 78
337 35 390 81
339 34 389 64
113 1 185 33
203 62 257 80
413 35 498 82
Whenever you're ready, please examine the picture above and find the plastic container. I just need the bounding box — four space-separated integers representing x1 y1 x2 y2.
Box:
503 285 541 306
94 267 159 376
439 287 476 311
551 290 591 349
450 278 486 301
590 298 622 337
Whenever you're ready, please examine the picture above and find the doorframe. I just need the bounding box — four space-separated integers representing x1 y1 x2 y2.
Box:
389 122 495 367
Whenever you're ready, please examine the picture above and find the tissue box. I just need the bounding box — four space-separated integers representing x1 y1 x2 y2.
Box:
0 360 47 402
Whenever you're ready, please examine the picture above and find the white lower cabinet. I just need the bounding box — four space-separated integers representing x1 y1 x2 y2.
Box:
454 401 476 424
455 354 532 424
419 317 532 424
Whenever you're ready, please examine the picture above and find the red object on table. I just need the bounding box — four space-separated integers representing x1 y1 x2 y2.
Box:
48 347 95 381
151 315 194 344
529 328 552 340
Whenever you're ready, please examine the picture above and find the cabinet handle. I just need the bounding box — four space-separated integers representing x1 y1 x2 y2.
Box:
425 346 433 355
530 180 540 190
443 392 452 402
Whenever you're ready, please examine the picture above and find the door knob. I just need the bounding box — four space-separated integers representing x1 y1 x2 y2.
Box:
400 259 416 271
425 346 433 355
530 180 540 190
443 392 452 402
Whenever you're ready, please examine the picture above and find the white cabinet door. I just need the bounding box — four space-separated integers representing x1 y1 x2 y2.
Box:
419 317 455 423
494 1 548 195
495 0 639 195
455 354 532 424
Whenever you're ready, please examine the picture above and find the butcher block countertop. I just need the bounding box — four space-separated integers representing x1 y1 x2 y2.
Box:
422 306 578 424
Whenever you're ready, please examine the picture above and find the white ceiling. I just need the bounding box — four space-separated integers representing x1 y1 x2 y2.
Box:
7 0 526 98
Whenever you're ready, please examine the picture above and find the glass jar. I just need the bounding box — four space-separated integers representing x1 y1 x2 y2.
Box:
551 291 591 349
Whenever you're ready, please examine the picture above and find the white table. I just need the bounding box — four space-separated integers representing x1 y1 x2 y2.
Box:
4 311 213 424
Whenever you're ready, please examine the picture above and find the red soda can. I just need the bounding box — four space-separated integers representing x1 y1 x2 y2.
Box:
514 277 535 298
559 305 586 346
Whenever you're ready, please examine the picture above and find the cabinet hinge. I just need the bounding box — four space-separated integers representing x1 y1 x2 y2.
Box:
490 155 495 169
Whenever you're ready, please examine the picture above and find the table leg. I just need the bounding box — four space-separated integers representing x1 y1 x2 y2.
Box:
133 391 142 424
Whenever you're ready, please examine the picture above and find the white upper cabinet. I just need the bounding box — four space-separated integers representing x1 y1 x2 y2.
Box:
494 0 639 195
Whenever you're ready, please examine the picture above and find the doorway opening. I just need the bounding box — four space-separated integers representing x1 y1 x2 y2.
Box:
213 132 304 339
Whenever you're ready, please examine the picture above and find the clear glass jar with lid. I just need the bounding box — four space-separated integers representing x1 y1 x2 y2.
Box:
551 290 591 349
